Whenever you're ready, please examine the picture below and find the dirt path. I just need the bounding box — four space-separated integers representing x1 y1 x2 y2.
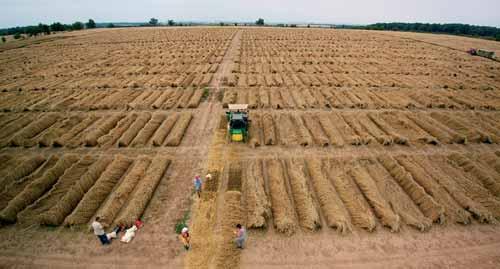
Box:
185 29 243 269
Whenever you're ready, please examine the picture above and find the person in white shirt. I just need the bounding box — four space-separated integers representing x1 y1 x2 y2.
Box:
92 217 110 245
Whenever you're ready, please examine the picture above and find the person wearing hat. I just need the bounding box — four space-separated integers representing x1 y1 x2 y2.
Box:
179 227 190 250
194 175 202 198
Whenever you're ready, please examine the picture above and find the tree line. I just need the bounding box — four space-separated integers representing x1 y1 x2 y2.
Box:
0 19 98 39
360 22 500 41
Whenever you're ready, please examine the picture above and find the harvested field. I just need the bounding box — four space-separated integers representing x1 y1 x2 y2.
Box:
1 27 500 268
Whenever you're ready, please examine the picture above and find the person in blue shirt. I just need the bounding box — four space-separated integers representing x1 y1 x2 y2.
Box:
194 175 202 198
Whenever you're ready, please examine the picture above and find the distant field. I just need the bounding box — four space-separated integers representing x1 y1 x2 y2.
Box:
0 27 499 268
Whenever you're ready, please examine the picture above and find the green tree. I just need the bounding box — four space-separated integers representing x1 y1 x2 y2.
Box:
219 22 225 26
1 37 6 43
107 23 115 28
256 18 265 26
39 23 50 35
14 32 22 39
50 22 66 32
86 19 96 29
72 21 84 30
149 18 159 26
496 33 500 41
26 25 42 36
168 19 175 26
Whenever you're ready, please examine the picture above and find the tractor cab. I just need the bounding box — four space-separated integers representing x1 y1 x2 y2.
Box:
226 104 249 142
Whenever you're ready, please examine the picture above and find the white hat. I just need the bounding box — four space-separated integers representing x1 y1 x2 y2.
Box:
205 174 212 179
182 227 188 233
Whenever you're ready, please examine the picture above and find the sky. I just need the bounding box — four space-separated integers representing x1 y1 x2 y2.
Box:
1 0 499 28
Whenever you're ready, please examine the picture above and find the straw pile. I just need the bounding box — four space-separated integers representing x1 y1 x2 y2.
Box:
0 155 60 210
0 115 32 141
317 115 345 146
63 156 132 226
262 113 276 145
348 166 400 231
328 161 377 231
118 113 151 147
99 157 151 227
378 155 445 223
39 156 113 226
397 156 471 224
302 114 330 146
97 114 138 147
164 113 192 146
18 155 95 224
448 153 500 198
412 156 494 223
286 159 321 230
114 157 170 227
84 114 123 146
266 159 297 236
0 155 45 190
0 154 78 223
248 113 261 148
38 116 80 147
306 158 352 233
243 160 270 228
10 114 59 147
131 114 166 147
151 113 179 146
365 160 432 232
53 115 97 147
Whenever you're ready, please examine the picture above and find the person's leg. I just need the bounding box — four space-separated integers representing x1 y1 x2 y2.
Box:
235 238 244 248
98 234 109 245
181 237 189 250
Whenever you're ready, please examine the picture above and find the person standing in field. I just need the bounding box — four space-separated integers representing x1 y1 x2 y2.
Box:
179 227 190 250
234 223 247 249
194 175 202 198
92 216 110 245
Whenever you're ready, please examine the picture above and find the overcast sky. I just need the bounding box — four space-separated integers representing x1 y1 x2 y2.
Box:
1 0 499 28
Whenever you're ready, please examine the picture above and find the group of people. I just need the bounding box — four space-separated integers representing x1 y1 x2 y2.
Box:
91 173 248 250
91 216 143 245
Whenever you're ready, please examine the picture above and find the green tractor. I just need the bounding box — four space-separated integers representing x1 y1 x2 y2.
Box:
226 104 249 142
